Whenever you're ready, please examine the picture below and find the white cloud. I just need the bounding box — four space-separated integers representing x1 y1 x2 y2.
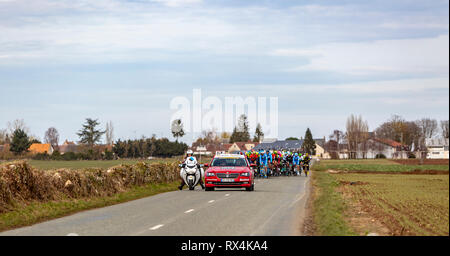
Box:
151 0 202 7
269 49 322 57
280 34 449 76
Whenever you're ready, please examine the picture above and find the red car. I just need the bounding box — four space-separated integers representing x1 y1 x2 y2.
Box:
204 154 255 191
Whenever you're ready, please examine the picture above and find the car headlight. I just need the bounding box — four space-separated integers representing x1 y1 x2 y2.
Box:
206 172 215 177
240 172 250 177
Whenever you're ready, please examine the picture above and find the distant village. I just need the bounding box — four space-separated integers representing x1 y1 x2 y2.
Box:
0 115 449 160
189 135 449 160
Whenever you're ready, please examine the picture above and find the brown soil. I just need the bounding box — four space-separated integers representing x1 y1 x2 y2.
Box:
337 184 393 236
391 159 449 165
339 181 369 186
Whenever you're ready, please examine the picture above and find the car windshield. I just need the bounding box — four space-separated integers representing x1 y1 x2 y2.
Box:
211 158 247 167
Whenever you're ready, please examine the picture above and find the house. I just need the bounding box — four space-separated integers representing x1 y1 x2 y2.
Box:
29 143 54 155
426 138 449 159
193 143 230 156
314 138 331 159
356 138 408 159
323 140 349 159
59 140 79 154
227 142 259 154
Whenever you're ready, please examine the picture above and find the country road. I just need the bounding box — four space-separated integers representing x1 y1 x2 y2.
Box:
0 175 311 236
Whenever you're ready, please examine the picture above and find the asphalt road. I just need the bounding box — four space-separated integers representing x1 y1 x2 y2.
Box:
0 175 311 236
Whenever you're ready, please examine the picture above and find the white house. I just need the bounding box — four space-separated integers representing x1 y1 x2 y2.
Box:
356 138 408 159
426 138 449 159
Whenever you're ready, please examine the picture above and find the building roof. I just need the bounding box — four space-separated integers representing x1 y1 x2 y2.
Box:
59 144 79 153
372 138 404 148
314 138 326 147
232 142 259 151
253 140 304 151
425 138 449 147
29 143 52 154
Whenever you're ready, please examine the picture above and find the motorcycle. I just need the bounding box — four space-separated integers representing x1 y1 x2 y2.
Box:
179 163 204 190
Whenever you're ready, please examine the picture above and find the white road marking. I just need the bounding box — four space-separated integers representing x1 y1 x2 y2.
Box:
208 200 215 203
225 194 230 197
67 233 79 236
149 224 164 230
185 209 195 213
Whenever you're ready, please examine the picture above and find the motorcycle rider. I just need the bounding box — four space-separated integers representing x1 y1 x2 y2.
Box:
178 149 205 190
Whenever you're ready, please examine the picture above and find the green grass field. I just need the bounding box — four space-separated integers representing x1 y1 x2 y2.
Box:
314 159 449 173
312 171 357 236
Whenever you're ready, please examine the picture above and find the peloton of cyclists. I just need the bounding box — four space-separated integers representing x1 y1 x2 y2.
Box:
244 149 313 178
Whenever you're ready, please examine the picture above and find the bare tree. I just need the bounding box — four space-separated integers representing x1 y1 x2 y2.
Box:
0 129 9 144
375 115 405 142
105 121 114 145
441 120 449 139
44 127 60 151
375 115 421 148
346 114 369 159
416 118 438 139
7 119 30 135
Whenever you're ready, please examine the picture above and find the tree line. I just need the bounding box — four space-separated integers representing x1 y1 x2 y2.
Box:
326 114 449 159
0 118 187 160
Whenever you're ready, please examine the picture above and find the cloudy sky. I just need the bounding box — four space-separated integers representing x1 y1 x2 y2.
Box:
0 0 448 144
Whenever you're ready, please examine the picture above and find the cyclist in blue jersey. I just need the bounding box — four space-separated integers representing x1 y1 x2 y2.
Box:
259 151 269 178
292 153 301 176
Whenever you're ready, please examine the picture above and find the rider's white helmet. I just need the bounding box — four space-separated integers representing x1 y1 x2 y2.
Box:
187 149 194 155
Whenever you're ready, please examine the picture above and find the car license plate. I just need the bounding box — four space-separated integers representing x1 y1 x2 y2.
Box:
221 178 234 182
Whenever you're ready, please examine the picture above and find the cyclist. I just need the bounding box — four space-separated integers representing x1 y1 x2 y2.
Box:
280 150 288 175
286 151 293 176
292 152 301 176
272 150 281 176
303 153 311 177
259 151 269 178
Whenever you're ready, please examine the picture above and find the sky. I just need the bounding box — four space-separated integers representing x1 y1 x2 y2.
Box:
0 0 449 145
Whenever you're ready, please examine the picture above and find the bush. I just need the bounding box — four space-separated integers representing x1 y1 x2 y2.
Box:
33 152 51 160
61 152 79 161
103 149 114 160
375 154 386 159
51 151 62 160
0 161 179 214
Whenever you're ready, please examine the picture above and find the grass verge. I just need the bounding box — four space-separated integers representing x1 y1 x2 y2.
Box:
312 170 357 236
0 181 179 232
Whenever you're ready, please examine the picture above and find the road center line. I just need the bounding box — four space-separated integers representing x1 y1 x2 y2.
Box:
208 200 215 203
185 209 195 213
67 233 79 236
149 224 164 230
225 194 230 197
